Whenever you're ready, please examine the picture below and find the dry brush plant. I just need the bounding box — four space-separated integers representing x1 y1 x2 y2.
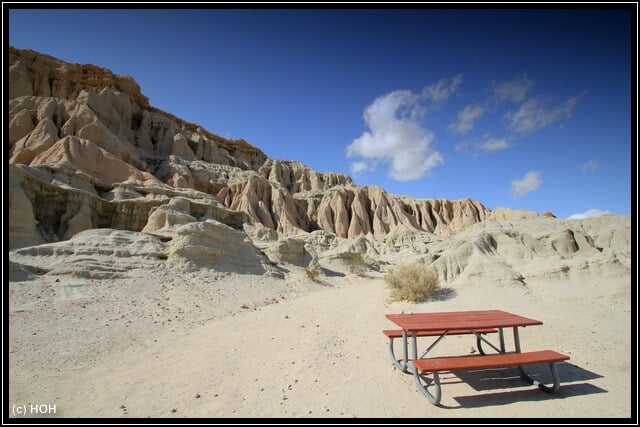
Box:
305 266 321 281
385 262 439 302
345 251 367 276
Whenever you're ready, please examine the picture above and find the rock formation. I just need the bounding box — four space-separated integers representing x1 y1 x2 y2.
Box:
8 46 526 248
8 46 630 285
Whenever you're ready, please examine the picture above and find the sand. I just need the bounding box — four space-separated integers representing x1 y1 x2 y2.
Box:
7 259 632 420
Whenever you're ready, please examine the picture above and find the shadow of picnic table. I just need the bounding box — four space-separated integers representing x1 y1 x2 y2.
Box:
434 361 607 409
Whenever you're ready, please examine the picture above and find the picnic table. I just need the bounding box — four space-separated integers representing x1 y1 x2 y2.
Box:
384 309 570 405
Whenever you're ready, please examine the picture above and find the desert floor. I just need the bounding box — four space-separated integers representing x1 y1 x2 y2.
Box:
8 265 632 420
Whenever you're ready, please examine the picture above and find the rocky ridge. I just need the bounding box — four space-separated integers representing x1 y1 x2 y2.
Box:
8 46 522 245
8 46 630 286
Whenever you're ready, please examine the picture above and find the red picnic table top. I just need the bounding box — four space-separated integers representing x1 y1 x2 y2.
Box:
385 309 542 333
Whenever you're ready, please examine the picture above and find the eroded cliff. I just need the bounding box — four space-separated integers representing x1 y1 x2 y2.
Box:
9 46 540 250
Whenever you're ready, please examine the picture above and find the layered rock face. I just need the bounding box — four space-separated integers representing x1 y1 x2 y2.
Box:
9 46 537 251
8 47 631 292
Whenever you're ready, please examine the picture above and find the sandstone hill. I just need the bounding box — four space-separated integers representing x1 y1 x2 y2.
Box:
8 46 631 286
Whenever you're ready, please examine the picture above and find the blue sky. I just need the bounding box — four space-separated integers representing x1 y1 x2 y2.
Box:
8 7 633 219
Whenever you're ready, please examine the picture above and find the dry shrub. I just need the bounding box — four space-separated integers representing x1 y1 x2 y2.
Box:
305 266 320 281
345 252 366 276
385 263 439 302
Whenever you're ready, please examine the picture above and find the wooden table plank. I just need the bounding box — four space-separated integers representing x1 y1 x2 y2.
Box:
386 310 542 332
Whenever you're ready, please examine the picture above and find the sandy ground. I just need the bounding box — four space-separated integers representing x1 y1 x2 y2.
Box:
7 261 632 421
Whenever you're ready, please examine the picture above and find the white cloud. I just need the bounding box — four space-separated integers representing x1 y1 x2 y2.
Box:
448 104 485 135
421 74 463 103
350 161 374 175
506 95 580 135
567 208 613 219
510 170 541 199
454 141 471 153
493 75 533 103
480 137 511 152
580 159 599 172
454 136 511 157
347 89 444 182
